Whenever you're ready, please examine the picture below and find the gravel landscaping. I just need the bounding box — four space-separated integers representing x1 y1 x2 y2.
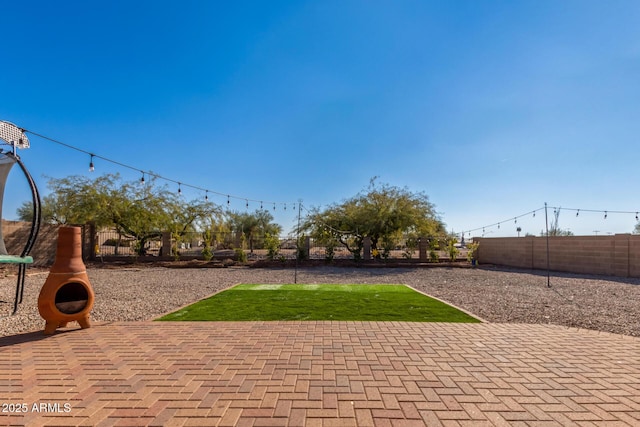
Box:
1 265 639 338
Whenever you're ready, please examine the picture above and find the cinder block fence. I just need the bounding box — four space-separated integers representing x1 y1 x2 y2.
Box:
2 220 63 266
4 217 640 278
475 234 640 278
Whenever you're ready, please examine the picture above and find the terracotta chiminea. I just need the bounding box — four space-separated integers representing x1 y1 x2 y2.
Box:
38 226 95 335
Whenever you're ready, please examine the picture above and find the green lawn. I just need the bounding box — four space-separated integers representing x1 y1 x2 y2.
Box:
157 284 480 322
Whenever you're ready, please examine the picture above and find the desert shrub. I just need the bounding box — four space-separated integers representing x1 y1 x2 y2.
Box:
402 236 418 259
264 233 280 260
466 242 479 263
446 239 459 261
202 245 213 261
428 238 440 262
316 233 337 262
201 229 214 261
324 244 335 262
297 235 308 261
381 239 394 259
234 248 247 263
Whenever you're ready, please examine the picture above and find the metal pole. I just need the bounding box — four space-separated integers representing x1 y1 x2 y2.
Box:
545 202 551 288
294 200 302 284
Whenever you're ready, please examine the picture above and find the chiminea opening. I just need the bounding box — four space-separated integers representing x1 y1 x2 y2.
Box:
55 282 89 314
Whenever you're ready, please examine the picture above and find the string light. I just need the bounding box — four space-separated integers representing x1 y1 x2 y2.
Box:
22 127 297 210
205 191 208 201
246 199 249 209
16 127 640 235
464 205 640 238
260 201 263 209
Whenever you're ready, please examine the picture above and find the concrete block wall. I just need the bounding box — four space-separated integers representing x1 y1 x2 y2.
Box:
5 217 639 277
630 235 640 277
476 234 640 278
2 220 62 266
476 237 533 269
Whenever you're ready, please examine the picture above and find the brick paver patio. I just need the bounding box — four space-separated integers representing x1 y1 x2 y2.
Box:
1 321 639 426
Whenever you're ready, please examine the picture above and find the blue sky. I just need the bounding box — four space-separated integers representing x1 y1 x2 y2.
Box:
1 0 639 237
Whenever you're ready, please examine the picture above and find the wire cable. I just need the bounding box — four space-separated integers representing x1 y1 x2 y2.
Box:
462 205 639 237
22 128 298 208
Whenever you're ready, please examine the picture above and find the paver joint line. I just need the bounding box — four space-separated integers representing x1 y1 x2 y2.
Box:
0 321 639 425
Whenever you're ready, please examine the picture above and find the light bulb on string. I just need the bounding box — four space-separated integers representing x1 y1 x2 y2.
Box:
514 218 517 224
20 125 318 219
260 201 263 210
498 223 500 229
636 212 639 221
205 191 208 201
227 195 230 207
604 211 607 219
246 199 249 209
533 211 536 218
576 210 579 217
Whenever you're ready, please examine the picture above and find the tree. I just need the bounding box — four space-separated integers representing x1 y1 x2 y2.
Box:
18 174 219 255
302 179 446 259
167 197 223 256
16 193 63 225
18 174 118 226
545 208 574 236
201 217 232 249
227 209 282 252
634 222 640 234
